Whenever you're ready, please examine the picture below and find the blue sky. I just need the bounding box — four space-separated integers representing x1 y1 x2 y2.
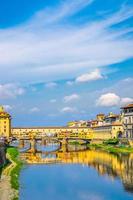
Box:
0 0 133 126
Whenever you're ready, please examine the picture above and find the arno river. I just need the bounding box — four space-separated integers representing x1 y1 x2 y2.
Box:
17 142 133 200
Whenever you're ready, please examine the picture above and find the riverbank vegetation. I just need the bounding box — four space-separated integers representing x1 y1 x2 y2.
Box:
1 147 23 200
7 147 23 191
88 139 133 153
68 139 133 153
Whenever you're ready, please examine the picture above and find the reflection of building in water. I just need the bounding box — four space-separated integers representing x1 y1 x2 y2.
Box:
20 149 133 194
120 154 133 193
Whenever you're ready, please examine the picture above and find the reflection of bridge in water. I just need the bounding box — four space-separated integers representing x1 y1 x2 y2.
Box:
20 149 133 194
18 136 90 153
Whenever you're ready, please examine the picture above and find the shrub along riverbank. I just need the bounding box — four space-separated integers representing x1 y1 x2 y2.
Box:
67 138 133 153
88 139 133 153
88 144 133 153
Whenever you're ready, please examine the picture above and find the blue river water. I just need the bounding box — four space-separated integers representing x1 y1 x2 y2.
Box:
19 148 133 200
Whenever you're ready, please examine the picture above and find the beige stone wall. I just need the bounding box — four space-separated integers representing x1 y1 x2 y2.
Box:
129 140 133 147
111 125 124 138
92 131 112 140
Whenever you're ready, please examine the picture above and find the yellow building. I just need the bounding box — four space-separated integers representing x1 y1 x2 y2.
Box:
0 106 11 138
92 123 123 140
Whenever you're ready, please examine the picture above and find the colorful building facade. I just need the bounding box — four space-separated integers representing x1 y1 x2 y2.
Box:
121 104 133 139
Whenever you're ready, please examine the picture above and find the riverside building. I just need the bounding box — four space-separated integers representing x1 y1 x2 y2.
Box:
121 104 133 139
0 106 11 138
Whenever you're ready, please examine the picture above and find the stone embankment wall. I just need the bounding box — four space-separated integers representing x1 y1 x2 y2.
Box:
0 142 6 167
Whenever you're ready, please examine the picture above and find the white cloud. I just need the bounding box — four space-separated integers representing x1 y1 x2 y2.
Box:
96 92 133 107
0 84 25 99
45 82 57 88
3 105 13 111
66 81 74 86
64 93 80 102
29 107 40 113
50 99 57 103
61 106 77 113
0 1 132 84
96 93 120 107
76 69 103 83
120 97 133 106
123 77 133 83
33 0 94 25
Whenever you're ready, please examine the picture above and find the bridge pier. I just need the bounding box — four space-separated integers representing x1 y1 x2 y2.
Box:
41 137 46 146
60 138 68 152
30 138 36 153
19 139 24 148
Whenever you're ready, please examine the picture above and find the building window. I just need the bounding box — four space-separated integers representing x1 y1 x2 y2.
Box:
129 117 131 124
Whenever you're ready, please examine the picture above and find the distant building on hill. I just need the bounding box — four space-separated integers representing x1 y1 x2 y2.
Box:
104 112 120 125
67 120 87 127
87 112 121 127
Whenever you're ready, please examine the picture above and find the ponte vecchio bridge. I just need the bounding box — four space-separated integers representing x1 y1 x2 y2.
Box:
11 126 113 151
12 126 94 139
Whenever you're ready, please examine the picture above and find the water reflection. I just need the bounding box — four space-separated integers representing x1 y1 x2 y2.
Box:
20 148 133 194
36 141 60 152
11 140 31 153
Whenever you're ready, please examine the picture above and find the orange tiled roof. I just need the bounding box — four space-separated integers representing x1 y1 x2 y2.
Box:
121 103 133 109
112 122 122 125
0 112 11 117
